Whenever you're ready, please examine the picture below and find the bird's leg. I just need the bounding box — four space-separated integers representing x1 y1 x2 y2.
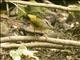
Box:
41 30 48 40
43 33 48 40
33 27 38 40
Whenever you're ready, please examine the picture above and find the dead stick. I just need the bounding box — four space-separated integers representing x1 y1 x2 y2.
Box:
8 1 80 12
1 36 80 47
0 42 75 49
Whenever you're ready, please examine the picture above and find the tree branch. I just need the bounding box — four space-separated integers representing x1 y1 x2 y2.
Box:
0 42 77 49
9 1 80 12
1 36 80 47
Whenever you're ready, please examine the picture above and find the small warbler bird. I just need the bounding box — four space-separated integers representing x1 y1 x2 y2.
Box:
27 14 54 32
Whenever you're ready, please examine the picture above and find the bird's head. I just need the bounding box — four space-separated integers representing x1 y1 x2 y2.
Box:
28 14 37 21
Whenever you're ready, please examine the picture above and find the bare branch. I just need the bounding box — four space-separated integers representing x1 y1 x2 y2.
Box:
9 1 80 12
0 42 77 49
1 36 80 47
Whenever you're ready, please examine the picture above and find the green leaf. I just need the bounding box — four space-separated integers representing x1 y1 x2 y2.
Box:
16 45 27 56
17 4 27 21
9 50 21 60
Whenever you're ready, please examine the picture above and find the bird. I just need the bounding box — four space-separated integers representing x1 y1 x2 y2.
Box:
27 14 54 33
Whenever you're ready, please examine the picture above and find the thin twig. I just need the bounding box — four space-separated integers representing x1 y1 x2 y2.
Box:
11 3 26 14
6 0 9 16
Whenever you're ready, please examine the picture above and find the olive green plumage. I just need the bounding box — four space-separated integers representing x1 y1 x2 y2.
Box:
28 14 54 30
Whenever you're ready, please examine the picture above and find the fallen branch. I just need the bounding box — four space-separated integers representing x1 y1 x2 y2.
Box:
9 1 80 12
1 36 80 47
0 42 76 49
